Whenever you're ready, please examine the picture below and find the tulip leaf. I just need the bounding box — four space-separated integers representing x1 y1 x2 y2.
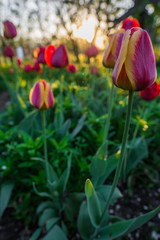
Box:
46 217 60 231
33 183 53 199
0 182 14 218
38 208 55 227
56 153 72 194
36 201 54 215
77 201 95 240
98 205 160 239
71 115 84 140
85 179 102 227
30 228 42 240
126 137 148 174
42 225 68 240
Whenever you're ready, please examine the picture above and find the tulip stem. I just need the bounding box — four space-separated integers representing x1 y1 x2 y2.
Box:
100 90 134 224
42 109 49 182
103 81 114 149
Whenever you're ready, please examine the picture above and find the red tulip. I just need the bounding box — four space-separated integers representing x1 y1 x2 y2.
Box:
29 79 54 109
67 64 77 73
3 20 17 39
17 58 22 67
112 27 156 91
90 66 98 75
4 46 14 59
140 82 160 101
122 17 140 31
85 45 98 58
24 64 33 73
45 45 56 67
37 46 46 64
103 30 124 68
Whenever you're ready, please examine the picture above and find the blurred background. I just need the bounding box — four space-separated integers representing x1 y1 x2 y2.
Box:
0 0 160 62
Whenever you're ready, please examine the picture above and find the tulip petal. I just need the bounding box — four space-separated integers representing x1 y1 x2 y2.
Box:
45 45 56 67
112 30 135 90
103 34 116 68
43 82 54 109
30 81 44 109
125 29 157 91
51 44 69 68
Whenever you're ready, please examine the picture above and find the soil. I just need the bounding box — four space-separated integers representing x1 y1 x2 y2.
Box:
0 181 160 240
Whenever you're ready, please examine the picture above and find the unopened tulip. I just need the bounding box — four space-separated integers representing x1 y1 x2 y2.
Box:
67 64 77 73
45 45 56 67
103 30 124 68
24 64 33 73
37 46 46 64
140 82 160 101
90 66 98 75
112 27 157 91
4 46 14 59
85 45 98 58
51 44 69 68
3 20 17 39
17 58 22 67
122 17 140 31
29 79 54 109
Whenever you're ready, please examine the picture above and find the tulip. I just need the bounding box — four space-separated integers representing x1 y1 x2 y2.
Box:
122 17 140 31
3 20 17 39
85 45 98 58
9 68 14 74
67 64 77 73
45 45 56 67
17 58 22 67
24 64 33 73
90 66 98 75
37 46 46 64
4 46 14 59
140 82 160 101
51 44 69 68
33 61 41 73
103 30 124 68
112 27 157 91
29 79 54 109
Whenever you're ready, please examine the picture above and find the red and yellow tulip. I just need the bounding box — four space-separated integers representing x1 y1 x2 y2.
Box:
112 27 156 91
103 30 124 68
29 79 54 109
122 17 140 31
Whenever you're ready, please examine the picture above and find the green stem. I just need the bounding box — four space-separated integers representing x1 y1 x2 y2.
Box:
42 109 49 181
103 82 114 149
100 90 134 224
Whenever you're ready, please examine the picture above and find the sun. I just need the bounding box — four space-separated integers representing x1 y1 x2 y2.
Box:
72 16 104 48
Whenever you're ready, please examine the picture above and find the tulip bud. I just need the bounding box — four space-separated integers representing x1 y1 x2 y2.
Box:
51 44 69 68
4 46 14 59
103 30 124 68
29 79 54 109
112 27 157 91
122 17 140 31
85 45 98 58
90 66 98 75
3 20 17 39
24 64 33 73
17 58 22 67
67 64 77 73
140 82 160 101
37 46 46 64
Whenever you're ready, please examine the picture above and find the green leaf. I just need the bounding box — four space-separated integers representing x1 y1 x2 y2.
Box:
36 201 54 215
18 110 38 133
33 183 53 199
85 179 101 227
59 119 71 137
0 182 14 218
46 217 60 231
42 225 68 240
71 115 84 140
77 201 95 240
38 208 55 227
98 205 160 239
56 153 72 194
96 185 122 205
126 137 148 174
30 228 42 240
90 141 108 185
